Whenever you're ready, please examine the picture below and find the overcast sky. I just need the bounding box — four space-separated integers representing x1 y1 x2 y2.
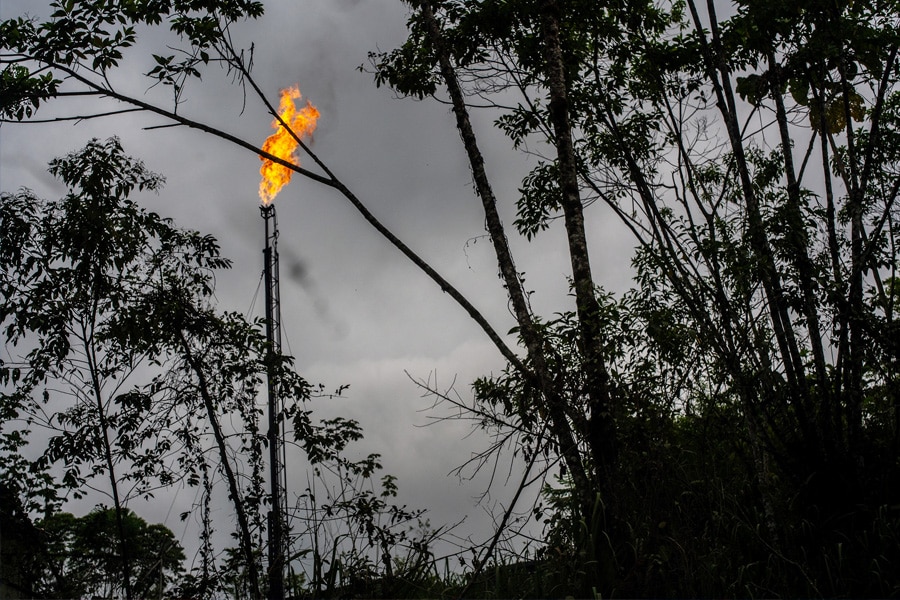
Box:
0 0 637 569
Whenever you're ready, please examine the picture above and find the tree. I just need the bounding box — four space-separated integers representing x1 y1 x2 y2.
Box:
24 507 185 599
3 0 900 595
1 136 435 598
0 494 186 599
371 0 900 594
0 136 228 599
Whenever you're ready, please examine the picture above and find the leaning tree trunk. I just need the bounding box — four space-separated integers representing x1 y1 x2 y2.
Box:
178 330 263 600
415 0 592 519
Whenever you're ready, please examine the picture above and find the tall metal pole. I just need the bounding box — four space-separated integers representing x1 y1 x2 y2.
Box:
261 204 285 600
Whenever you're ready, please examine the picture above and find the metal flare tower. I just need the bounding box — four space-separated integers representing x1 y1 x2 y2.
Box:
261 203 286 600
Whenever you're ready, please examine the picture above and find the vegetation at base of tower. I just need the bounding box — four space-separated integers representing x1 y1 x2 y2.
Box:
0 500 186 599
1 139 428 599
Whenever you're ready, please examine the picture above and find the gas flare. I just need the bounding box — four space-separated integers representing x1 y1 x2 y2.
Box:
258 85 320 205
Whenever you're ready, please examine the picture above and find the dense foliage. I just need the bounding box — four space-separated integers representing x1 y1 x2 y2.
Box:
0 139 428 599
2 0 900 597
373 0 900 595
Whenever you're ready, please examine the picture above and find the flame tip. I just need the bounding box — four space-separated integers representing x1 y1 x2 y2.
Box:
257 84 319 203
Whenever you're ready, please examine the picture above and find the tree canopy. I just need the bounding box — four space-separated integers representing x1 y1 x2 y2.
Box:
2 0 900 597
0 136 430 598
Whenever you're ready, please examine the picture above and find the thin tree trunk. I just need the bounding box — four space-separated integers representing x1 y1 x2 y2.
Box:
537 3 619 589
415 0 591 513
539 0 617 499
89 361 134 600
177 330 263 600
687 0 819 447
767 52 831 421
818 112 847 452
835 58 865 464
83 299 134 600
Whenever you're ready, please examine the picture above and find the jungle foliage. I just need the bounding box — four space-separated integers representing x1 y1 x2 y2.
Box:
373 0 900 595
2 0 900 597
0 139 428 599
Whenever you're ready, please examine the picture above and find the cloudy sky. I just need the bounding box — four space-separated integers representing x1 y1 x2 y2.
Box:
1 0 637 568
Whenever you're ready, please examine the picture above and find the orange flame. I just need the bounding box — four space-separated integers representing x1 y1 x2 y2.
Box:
258 85 320 205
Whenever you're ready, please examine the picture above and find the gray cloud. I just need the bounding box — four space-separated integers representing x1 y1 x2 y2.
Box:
1 0 635 571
